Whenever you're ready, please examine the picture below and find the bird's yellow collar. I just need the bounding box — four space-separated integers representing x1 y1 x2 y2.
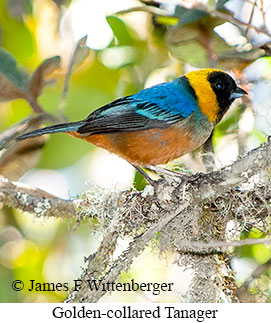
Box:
186 68 223 123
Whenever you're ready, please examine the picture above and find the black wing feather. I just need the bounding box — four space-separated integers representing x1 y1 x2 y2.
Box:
78 97 183 135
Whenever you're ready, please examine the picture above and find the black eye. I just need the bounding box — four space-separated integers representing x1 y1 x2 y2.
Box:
215 81 225 90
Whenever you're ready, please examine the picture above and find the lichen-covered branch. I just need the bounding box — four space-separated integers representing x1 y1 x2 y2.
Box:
65 141 270 302
0 176 85 219
66 201 190 302
0 140 271 302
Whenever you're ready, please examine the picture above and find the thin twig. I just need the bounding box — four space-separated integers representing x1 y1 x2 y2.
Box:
178 237 271 250
116 5 172 17
245 0 257 38
121 0 271 38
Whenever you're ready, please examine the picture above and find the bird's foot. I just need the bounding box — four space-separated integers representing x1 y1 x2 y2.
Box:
185 172 210 188
146 165 190 183
132 165 209 191
133 165 158 188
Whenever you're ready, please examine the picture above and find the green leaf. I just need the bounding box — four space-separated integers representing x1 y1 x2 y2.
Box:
107 16 133 46
0 1 34 64
175 7 207 27
69 36 89 72
214 105 243 137
134 170 147 191
60 36 89 112
28 56 61 101
252 244 271 264
215 0 230 10
0 48 61 113
0 48 28 101
0 114 58 180
0 136 46 181
155 15 179 26
167 14 232 67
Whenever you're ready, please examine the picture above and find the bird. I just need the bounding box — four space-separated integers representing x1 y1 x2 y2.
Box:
17 68 247 185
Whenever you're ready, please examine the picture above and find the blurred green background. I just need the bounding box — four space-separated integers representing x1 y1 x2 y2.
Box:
0 0 270 302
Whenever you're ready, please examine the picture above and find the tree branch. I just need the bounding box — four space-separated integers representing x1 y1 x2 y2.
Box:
178 237 271 250
1 139 271 302
0 176 85 219
117 0 271 39
66 202 190 302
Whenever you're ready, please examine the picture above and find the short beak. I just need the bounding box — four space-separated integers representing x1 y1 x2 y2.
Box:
230 87 247 100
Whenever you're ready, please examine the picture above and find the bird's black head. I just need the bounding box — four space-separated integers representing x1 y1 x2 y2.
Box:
207 71 247 124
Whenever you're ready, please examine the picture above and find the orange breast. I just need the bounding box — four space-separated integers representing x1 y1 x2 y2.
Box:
68 117 212 166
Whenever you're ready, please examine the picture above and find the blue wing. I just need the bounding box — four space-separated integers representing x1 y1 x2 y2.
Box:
132 78 197 120
78 77 198 135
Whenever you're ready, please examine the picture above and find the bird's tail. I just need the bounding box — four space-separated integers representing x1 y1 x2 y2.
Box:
17 121 84 141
